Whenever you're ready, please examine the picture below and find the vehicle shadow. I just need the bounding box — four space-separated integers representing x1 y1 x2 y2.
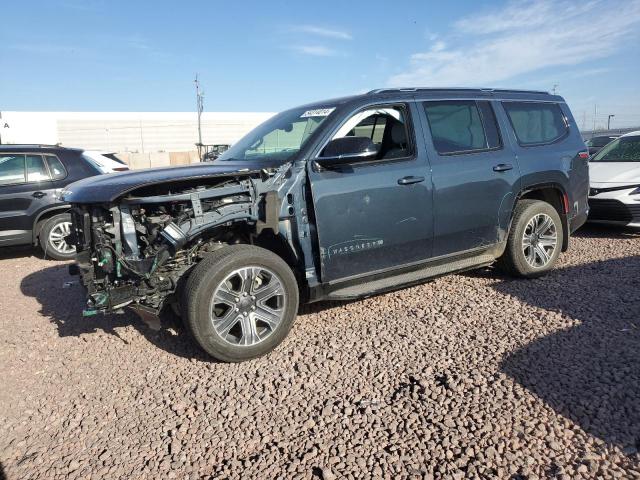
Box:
0 244 73 261
19 264 211 362
494 256 640 448
0 245 43 261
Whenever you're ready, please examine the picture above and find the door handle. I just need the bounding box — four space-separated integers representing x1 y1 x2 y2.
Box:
32 191 46 198
493 163 513 172
398 175 425 185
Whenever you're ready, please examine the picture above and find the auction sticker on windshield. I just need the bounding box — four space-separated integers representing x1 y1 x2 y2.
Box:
301 108 335 118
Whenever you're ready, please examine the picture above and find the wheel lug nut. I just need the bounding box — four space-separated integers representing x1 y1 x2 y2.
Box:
251 295 255 300
251 306 256 311
235 307 239 312
235 297 239 302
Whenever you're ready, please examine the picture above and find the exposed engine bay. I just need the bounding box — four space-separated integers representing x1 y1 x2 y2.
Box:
67 166 309 317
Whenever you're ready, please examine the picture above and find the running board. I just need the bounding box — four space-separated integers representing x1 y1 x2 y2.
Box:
326 254 495 300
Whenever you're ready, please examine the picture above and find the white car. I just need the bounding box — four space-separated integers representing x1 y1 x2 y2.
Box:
588 131 640 227
82 151 129 174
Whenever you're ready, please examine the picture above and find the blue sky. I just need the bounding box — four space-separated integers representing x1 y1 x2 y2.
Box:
1 0 640 128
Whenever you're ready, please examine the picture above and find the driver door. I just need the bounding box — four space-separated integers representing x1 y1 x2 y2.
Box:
308 103 434 283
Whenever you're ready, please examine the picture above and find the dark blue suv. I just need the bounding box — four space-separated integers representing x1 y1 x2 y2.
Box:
0 145 102 259
65 88 589 361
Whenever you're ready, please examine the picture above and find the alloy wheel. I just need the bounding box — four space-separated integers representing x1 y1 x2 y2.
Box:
209 266 286 346
521 213 557 268
48 221 75 255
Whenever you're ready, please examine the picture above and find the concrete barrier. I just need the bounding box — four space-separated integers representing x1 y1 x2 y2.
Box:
116 150 202 169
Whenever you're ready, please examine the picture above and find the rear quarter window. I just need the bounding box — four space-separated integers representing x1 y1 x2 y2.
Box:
503 102 568 146
45 155 68 180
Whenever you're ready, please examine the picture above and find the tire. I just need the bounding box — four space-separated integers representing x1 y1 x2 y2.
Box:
182 244 299 362
498 199 563 278
39 213 76 261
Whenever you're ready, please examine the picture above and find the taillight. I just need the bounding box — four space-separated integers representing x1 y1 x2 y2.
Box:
578 151 589 160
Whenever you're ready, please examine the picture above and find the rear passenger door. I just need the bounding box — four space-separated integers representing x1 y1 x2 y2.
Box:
418 99 520 257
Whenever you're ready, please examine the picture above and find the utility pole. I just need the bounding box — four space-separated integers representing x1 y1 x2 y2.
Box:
139 121 144 153
607 114 615 130
592 104 597 134
552 83 559 95
194 74 204 160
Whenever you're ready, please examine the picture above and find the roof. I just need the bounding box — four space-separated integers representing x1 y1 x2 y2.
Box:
621 130 640 137
295 87 561 112
0 144 82 152
367 87 550 95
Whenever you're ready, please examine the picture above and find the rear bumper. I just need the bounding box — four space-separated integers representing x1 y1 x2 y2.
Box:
569 210 588 234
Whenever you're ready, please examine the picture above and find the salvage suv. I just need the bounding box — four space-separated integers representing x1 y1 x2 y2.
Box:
64 88 589 362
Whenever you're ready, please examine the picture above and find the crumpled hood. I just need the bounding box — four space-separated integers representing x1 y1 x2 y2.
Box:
63 163 261 203
589 162 640 187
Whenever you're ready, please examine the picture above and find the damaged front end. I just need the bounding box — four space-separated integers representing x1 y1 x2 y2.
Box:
66 169 286 317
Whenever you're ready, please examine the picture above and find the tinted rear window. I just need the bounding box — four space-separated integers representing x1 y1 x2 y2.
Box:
503 102 568 146
423 100 502 155
26 155 49 182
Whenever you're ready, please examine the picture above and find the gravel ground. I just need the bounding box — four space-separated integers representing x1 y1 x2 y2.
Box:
0 226 639 480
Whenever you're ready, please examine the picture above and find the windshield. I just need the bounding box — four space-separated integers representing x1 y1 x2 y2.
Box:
586 136 616 148
217 106 335 163
591 135 640 162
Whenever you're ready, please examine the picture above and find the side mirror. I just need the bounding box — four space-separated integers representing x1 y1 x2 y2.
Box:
315 137 378 167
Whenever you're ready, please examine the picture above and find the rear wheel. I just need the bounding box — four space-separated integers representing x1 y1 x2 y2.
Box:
498 199 562 278
183 244 299 362
40 213 76 260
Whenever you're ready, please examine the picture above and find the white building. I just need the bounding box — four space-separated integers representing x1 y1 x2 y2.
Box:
0 111 275 153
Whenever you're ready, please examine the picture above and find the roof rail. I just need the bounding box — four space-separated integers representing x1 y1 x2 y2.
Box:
367 87 550 95
0 143 64 148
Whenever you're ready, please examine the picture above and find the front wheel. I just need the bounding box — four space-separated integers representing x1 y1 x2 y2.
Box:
498 199 563 278
183 245 299 362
